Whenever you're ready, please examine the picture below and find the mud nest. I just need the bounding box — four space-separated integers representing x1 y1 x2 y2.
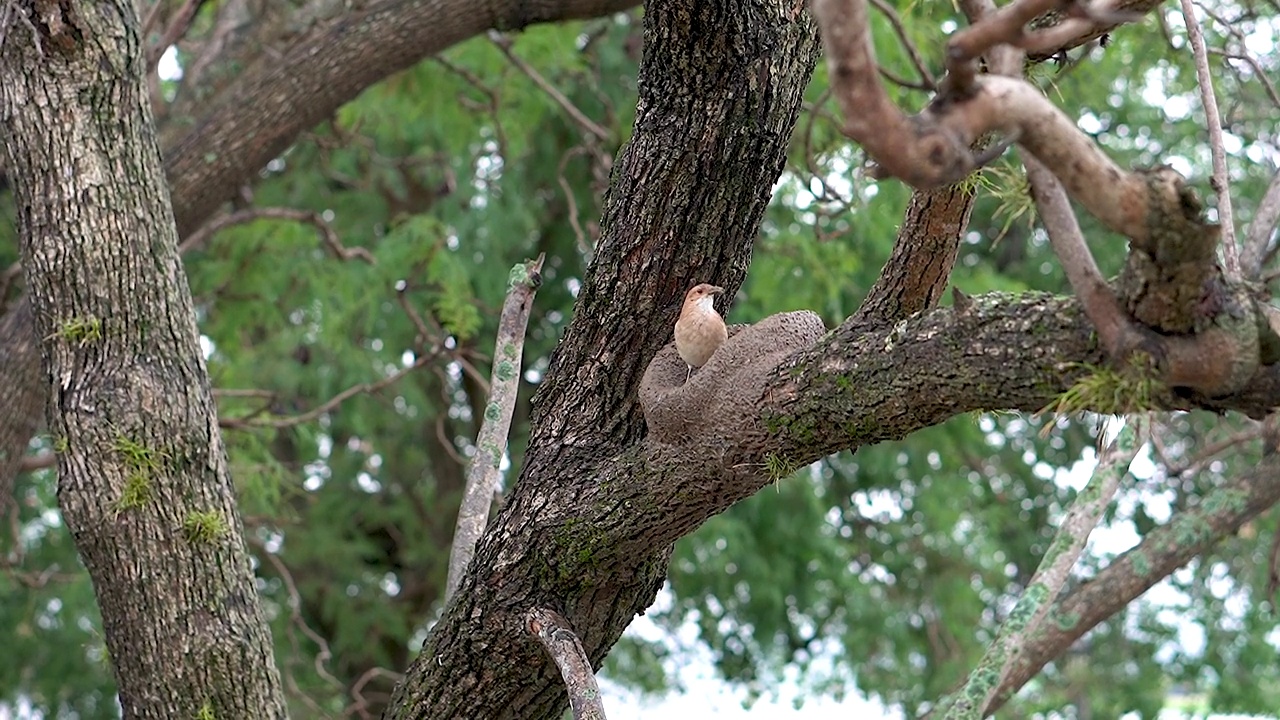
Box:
640 311 827 443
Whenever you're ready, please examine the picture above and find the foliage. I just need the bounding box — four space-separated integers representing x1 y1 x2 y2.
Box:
2 1 1279 718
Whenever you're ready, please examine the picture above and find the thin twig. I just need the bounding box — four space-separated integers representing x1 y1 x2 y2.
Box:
345 667 404 720
19 451 55 472
434 416 467 466
1179 0 1238 275
139 0 166 38
868 0 935 89
558 147 594 258
256 544 344 693
489 32 611 142
220 355 434 429
938 421 1142 719
1208 48 1280 110
180 206 376 263
444 254 545 603
526 607 609 720
1166 425 1264 477
1194 1 1280 110
147 0 207 68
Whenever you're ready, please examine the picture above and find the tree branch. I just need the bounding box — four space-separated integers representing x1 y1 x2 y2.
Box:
445 255 545 603
936 420 1140 719
1178 0 1238 275
815 0 1276 400
815 0 1147 240
163 0 640 238
985 449 1280 714
526 607 608 720
1243 170 1280 279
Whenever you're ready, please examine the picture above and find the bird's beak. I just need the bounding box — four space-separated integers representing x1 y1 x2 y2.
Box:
709 286 725 296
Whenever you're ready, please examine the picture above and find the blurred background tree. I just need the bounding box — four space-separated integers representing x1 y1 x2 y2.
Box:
1 0 1277 717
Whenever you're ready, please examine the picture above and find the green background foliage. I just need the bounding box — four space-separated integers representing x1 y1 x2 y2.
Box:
1 2 1278 717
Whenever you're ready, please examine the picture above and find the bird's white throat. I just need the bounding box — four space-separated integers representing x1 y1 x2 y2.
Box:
695 296 716 312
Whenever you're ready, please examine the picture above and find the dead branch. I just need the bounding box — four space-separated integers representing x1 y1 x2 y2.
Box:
444 254 545 603
1194 2 1280 110
526 607 608 720
1024 154 1138 359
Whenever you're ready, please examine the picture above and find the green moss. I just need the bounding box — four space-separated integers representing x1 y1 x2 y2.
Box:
111 433 168 512
1201 488 1248 514
53 436 69 453
113 434 167 472
483 401 502 424
494 360 517 382
1131 549 1151 576
115 472 154 511
1172 513 1214 546
54 316 103 346
551 518 609 589
1054 610 1081 630
182 510 230 544
195 700 216 720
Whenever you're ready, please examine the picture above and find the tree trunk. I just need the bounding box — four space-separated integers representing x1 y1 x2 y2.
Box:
386 0 821 717
0 2 286 717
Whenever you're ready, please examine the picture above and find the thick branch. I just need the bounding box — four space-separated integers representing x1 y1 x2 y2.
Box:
163 0 640 238
851 183 972 331
1024 155 1139 360
814 0 1273 399
446 255 545 603
0 299 41 515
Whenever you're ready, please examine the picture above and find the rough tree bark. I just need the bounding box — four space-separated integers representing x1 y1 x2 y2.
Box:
387 0 822 715
0 0 642 519
3 0 1279 716
0 1 286 717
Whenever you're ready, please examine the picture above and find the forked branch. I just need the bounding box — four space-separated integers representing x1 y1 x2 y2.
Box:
813 0 1278 399
813 0 1150 242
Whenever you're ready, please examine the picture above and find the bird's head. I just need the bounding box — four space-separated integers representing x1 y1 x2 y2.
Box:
683 283 724 312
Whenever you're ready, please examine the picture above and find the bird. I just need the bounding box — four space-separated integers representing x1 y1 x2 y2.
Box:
674 283 727 382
